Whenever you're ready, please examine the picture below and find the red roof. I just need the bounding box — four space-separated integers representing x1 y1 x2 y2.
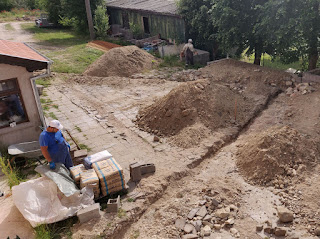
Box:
0 40 49 62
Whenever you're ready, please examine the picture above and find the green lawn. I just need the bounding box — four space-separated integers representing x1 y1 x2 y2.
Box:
4 23 14 31
241 52 302 71
22 24 104 73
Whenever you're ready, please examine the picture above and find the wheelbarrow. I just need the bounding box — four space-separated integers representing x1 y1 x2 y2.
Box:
8 141 43 167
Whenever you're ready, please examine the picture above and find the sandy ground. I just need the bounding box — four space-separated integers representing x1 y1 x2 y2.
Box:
0 21 37 42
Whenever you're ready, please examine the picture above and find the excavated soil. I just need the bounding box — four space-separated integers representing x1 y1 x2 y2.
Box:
237 125 320 186
84 46 159 77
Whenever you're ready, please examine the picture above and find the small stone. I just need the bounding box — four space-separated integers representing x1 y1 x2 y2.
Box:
194 220 202 232
153 135 160 142
182 234 199 239
201 225 211 237
229 204 238 211
202 221 213 228
277 206 294 223
286 81 293 86
230 228 239 237
187 208 199 220
211 198 219 207
275 227 287 236
256 225 263 231
264 226 275 234
215 208 230 219
175 218 186 230
225 218 234 225
199 200 207 206
203 214 212 221
184 223 195 234
196 206 207 217
315 227 320 236
213 224 221 231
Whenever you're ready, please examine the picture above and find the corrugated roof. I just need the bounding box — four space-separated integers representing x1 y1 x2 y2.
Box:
106 0 179 15
0 40 49 63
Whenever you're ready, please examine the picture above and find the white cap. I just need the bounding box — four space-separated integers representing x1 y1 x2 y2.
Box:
49 120 63 130
188 39 193 43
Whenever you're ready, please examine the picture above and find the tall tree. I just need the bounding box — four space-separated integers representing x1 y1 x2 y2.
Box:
211 0 271 65
263 0 319 70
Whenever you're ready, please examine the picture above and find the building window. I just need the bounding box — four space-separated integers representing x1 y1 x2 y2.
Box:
143 17 150 34
0 78 28 128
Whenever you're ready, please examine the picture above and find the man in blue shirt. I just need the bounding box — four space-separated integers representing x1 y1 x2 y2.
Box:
39 120 73 170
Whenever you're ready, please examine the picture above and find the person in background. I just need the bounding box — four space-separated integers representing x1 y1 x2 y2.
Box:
181 39 197 66
39 120 73 170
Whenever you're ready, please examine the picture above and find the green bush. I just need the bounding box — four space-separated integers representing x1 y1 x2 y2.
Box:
94 5 109 38
129 22 144 39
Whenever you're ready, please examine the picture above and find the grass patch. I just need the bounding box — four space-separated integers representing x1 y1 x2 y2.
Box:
36 77 52 88
4 23 14 31
52 104 59 109
117 208 126 218
79 144 91 152
241 52 302 71
21 24 104 73
75 126 82 132
0 8 41 22
130 230 140 239
49 112 58 120
159 55 203 69
0 154 25 188
127 198 134 202
34 216 77 239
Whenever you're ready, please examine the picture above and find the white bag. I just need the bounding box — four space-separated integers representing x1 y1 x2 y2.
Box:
83 150 112 168
12 177 94 227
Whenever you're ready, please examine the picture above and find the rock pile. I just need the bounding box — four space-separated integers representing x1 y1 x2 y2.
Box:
175 195 240 238
286 82 316 96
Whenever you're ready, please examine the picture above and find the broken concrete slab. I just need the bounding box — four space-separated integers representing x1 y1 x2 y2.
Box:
77 203 101 223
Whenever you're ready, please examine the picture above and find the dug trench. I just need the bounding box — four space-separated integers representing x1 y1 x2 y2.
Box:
49 60 320 238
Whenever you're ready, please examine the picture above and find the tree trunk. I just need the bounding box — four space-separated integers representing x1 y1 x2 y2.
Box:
254 51 261 65
308 51 318 70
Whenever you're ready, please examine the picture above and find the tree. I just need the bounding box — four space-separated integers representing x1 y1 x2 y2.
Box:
178 0 219 59
211 0 273 65
0 0 13 11
94 5 109 38
262 0 320 70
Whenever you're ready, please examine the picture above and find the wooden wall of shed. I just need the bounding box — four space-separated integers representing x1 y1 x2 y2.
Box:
108 8 185 43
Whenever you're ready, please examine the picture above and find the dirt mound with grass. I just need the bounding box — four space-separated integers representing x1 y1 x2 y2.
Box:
237 126 319 186
84 45 159 77
136 79 255 137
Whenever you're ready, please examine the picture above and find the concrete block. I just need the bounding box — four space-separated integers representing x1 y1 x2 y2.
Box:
140 163 156 175
77 203 100 223
107 195 120 213
129 162 142 182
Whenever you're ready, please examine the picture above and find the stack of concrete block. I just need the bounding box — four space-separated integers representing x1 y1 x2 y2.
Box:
130 162 156 182
92 158 126 196
80 169 100 198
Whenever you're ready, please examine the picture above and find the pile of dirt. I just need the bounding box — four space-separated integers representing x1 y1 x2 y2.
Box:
237 126 319 186
200 59 292 88
136 79 254 138
84 46 159 77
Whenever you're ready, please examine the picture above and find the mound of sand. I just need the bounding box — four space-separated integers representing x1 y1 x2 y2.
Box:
237 126 319 186
84 46 159 77
136 79 254 137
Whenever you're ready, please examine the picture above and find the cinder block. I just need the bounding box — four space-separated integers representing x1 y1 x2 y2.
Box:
77 203 101 223
140 163 156 175
129 162 142 182
107 195 120 213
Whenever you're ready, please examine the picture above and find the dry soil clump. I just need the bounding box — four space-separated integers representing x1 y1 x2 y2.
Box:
237 126 319 186
136 79 254 138
84 45 158 77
